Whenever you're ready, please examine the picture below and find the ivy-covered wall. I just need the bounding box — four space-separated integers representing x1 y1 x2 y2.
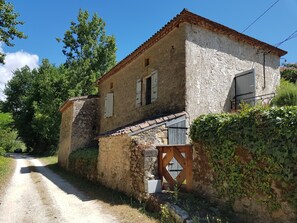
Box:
190 106 297 223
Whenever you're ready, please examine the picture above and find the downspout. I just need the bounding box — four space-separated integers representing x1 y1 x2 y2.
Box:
263 53 266 89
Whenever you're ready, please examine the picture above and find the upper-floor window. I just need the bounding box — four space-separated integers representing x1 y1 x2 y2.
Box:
146 76 152 105
136 70 158 107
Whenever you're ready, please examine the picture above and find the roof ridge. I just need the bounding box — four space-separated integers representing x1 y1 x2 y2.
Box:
96 9 287 85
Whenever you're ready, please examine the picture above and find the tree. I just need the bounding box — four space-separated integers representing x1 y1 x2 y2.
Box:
3 66 37 149
0 0 26 64
57 9 116 96
31 60 69 153
0 112 25 155
3 61 69 154
281 63 297 83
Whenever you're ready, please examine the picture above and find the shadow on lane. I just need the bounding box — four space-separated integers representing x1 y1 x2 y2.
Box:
16 155 136 208
20 162 93 202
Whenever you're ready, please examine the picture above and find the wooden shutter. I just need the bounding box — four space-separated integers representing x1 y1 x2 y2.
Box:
151 71 158 102
104 93 113 118
136 79 142 107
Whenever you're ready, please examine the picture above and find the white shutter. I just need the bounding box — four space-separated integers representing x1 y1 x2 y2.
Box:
104 93 113 118
136 79 142 107
151 71 158 102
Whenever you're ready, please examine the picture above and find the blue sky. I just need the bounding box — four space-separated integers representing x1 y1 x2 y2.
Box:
1 0 297 98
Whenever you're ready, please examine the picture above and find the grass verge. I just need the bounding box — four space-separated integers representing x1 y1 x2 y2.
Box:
0 155 15 194
39 156 159 223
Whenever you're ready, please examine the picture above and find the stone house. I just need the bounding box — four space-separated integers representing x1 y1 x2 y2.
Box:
58 9 286 198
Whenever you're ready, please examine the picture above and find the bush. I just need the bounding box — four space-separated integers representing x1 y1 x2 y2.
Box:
272 79 297 106
281 66 297 83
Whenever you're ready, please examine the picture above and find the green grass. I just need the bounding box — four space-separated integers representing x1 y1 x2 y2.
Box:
39 155 58 165
0 156 15 193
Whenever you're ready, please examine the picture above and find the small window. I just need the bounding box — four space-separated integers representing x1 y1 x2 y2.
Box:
104 93 113 118
145 71 158 105
145 58 150 67
145 77 152 105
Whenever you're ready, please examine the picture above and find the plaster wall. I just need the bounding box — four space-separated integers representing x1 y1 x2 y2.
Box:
99 24 187 133
185 24 280 122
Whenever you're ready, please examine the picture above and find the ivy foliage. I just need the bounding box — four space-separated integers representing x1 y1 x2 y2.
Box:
190 106 297 210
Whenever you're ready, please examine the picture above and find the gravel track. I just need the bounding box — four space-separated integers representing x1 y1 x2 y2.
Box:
0 154 118 223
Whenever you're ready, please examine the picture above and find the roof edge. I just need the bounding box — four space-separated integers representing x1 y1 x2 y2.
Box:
96 9 287 85
59 95 99 113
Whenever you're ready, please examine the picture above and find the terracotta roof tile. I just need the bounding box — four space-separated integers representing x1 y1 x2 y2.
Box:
97 111 186 138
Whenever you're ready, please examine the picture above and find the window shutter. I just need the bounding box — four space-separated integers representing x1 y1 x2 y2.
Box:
136 79 142 107
104 93 113 118
151 71 158 102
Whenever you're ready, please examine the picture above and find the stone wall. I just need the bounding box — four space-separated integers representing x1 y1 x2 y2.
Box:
97 124 167 199
98 24 186 133
58 96 99 169
58 103 73 168
71 97 99 150
97 134 133 195
68 148 98 183
192 142 296 223
185 23 280 123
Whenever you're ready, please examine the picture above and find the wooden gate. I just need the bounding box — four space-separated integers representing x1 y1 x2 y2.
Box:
158 145 193 192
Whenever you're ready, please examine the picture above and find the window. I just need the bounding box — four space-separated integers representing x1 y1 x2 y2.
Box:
145 76 152 105
145 70 158 105
104 93 113 118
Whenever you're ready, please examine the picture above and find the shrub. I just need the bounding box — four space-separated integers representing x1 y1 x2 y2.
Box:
281 66 297 83
272 79 297 106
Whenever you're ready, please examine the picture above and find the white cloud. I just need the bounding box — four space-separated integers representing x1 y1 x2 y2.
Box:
0 45 39 101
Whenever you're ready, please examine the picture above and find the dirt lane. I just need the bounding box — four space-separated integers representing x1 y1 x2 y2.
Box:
0 155 118 223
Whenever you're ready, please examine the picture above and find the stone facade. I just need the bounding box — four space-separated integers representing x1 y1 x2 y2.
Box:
58 96 99 168
97 10 285 134
97 124 167 199
185 24 281 122
98 23 186 133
